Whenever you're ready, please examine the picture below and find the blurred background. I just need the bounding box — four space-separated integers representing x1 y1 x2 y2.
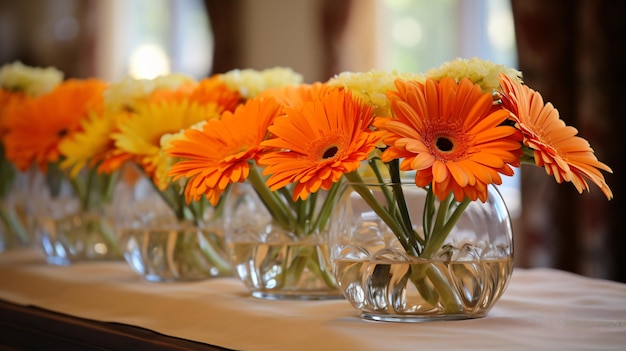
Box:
1 0 623 282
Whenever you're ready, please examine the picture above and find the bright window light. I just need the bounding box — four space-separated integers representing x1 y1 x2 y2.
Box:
128 43 170 79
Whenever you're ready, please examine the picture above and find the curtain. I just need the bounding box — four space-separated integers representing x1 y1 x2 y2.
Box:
203 0 244 74
511 0 625 282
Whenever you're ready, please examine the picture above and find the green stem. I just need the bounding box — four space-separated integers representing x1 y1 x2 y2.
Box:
344 171 419 257
407 192 469 312
0 148 16 199
0 204 30 246
155 185 186 221
368 158 395 209
305 246 337 288
284 246 310 287
311 181 340 234
100 171 119 204
45 163 64 198
304 192 317 234
421 196 471 259
186 196 210 226
413 262 464 312
296 198 307 236
347 168 471 312
84 167 97 210
282 245 336 290
87 215 121 257
247 162 295 231
422 187 436 241
198 230 232 274
388 160 420 253
178 227 232 276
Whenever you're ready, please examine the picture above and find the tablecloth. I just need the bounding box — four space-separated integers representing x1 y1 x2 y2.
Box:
1 248 625 351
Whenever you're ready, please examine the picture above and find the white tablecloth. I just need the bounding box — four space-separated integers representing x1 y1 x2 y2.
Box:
1 248 625 351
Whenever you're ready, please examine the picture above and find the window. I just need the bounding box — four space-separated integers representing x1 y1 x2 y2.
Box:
94 0 212 81
364 0 521 217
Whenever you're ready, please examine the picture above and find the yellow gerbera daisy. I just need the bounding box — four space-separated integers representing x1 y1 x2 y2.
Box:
498 73 613 200
58 110 118 177
259 88 382 201
113 99 221 188
167 97 283 205
377 77 523 202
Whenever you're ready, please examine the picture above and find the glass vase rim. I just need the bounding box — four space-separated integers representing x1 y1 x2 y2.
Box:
342 178 422 187
342 178 503 191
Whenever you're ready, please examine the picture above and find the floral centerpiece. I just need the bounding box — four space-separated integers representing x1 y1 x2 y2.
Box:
82 67 302 281
166 72 361 298
0 61 64 250
323 57 613 320
169 58 612 311
0 62 121 264
80 72 241 280
326 58 612 259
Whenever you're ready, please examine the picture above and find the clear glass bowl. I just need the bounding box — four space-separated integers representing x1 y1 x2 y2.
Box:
114 169 232 282
329 182 514 322
223 182 342 300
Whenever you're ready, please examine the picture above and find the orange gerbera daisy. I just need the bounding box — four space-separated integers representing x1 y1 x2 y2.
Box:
2 78 106 172
259 88 381 201
498 73 613 200
148 80 197 103
258 82 332 109
168 97 283 204
189 75 243 113
0 89 28 138
377 77 522 202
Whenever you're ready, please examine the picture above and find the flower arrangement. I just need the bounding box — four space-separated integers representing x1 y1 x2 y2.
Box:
0 57 612 294
0 62 64 249
92 67 302 280
330 58 611 260
321 58 612 317
1 65 111 208
164 58 612 299
96 67 301 224
0 60 306 274
0 62 122 259
169 57 612 257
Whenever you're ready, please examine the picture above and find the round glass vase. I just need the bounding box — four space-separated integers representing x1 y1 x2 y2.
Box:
31 166 123 265
329 181 514 322
113 168 232 282
223 182 342 300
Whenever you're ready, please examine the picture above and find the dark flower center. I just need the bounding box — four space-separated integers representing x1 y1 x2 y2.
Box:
323 146 339 159
436 137 454 152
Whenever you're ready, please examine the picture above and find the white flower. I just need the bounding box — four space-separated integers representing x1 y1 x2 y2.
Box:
220 67 303 99
0 61 63 96
425 57 522 92
104 73 196 113
328 69 424 116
